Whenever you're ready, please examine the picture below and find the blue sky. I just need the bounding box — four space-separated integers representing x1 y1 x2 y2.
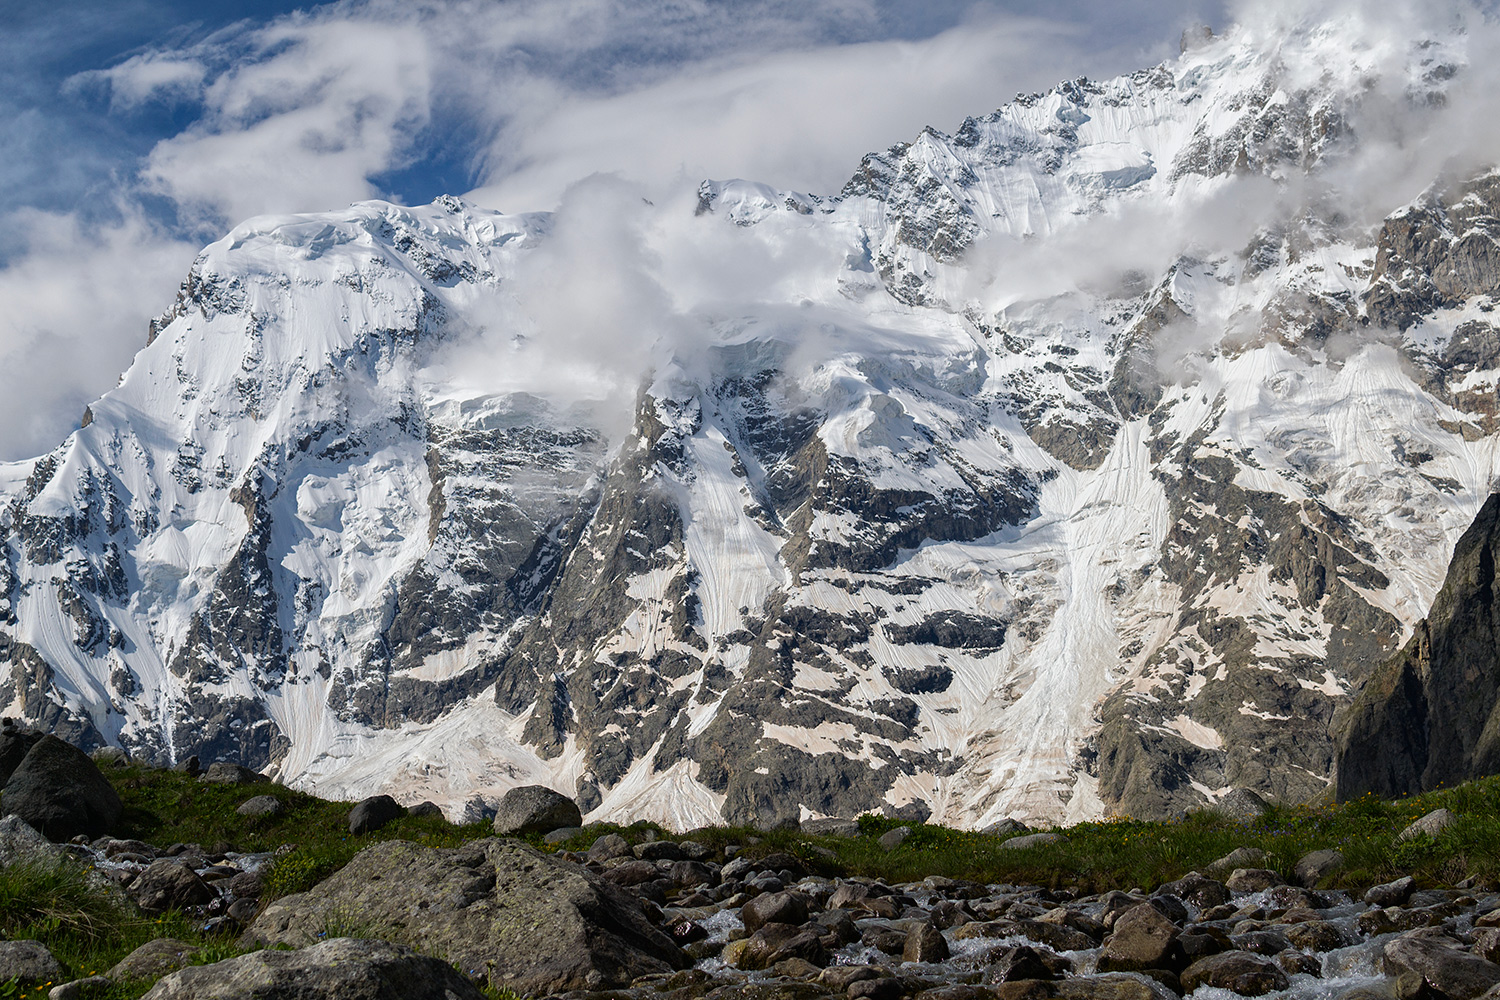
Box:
0 0 1234 461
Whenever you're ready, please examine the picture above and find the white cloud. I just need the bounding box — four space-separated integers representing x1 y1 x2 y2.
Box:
71 53 208 111
0 208 196 461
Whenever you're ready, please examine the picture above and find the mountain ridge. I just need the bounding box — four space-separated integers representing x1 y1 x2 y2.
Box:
3 11 1499 827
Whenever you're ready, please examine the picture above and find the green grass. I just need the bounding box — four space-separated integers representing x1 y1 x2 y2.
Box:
0 761 1492 998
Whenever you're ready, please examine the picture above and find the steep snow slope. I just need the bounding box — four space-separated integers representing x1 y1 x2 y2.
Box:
4 13 1500 826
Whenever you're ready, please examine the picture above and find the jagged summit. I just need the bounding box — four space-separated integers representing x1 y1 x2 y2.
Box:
3 10 1499 827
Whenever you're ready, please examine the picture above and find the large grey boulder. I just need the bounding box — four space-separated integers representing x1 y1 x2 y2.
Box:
109 938 201 981
1214 788 1271 823
1097 903 1180 973
245 838 685 994
1384 932 1500 1000
0 814 65 867
1181 951 1289 995
0 940 63 984
199 763 266 785
140 938 485 999
2 735 122 840
1399 808 1457 841
492 785 582 836
129 860 216 913
348 795 404 835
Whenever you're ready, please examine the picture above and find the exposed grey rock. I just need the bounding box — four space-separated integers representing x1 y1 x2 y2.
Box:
801 817 860 838
1399 808 1457 841
492 784 582 836
129 860 216 913
2 734 122 840
878 826 911 851
1366 876 1418 907
1225 868 1282 893
0 814 64 866
1384 932 1500 1000
245 838 684 994
742 891 809 933
407 801 442 818
1181 951 1290 996
1294 849 1345 888
49 976 112 1000
348 794 404 835
737 923 829 971
543 826 583 844
91 746 128 767
1000 832 1062 850
234 795 281 818
1097 904 1180 973
1214 788 1271 822
904 922 950 963
0 940 63 984
174 756 201 776
1204 847 1269 876
982 818 1030 837
139 937 485 1000
588 833 633 862
198 763 265 785
109 938 201 981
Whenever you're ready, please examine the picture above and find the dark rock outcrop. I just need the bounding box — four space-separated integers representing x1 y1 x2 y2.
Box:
2 734 122 840
1336 493 1500 799
348 794 405 835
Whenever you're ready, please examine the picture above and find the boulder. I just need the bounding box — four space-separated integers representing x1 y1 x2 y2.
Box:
92 746 129 767
1001 832 1063 850
492 785 582 836
801 817 860 838
742 891 808 933
0 727 42 784
1053 974 1179 1000
348 795 405 835
1204 847 1270 877
983 818 1031 837
129 860 216 913
2 735 122 840
234 795 281 819
109 938 201 981
985 946 1060 983
904 923 950 963
140 937 485 1000
878 826 911 851
1365 876 1417 907
1384 932 1500 1000
1097 903 1180 973
50 975 113 999
174 755 201 777
1293 849 1344 888
1156 873 1228 909
0 814 65 866
1214 788 1271 822
588 833 633 862
737 924 828 970
407 801 443 819
1226 868 1282 893
0 940 63 984
199 763 265 785
245 838 684 994
1180 951 1289 996
1399 808 1457 842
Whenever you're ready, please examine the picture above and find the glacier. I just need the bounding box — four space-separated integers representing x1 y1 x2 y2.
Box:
3 10 1500 827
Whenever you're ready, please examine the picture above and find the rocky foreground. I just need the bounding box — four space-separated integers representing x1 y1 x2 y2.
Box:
3 728 1500 1000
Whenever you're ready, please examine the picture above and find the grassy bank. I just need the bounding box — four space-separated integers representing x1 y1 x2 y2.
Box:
2 763 1498 997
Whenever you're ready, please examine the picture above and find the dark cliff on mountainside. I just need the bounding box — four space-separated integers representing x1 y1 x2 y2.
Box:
1336 493 1500 800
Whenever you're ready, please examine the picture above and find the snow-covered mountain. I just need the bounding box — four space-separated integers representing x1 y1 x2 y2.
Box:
4 10 1500 827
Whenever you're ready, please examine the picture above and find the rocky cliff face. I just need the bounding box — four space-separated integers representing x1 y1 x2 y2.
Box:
1335 493 1500 800
2 15 1499 826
